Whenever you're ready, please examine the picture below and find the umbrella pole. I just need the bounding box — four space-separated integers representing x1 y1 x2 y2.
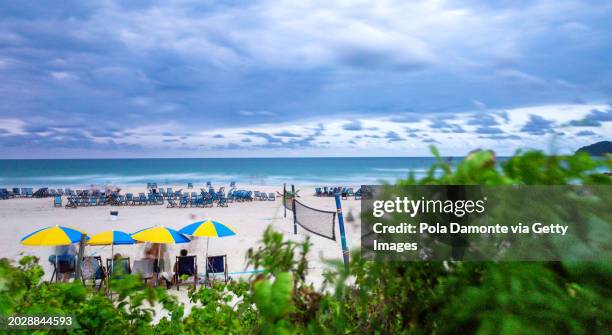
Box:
109 244 114 297
205 237 210 282
55 251 58 283
157 245 161 287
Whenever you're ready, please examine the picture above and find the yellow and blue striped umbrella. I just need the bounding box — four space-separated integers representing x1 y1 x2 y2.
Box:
131 226 190 244
21 225 88 246
179 219 237 238
179 220 236 276
88 230 135 245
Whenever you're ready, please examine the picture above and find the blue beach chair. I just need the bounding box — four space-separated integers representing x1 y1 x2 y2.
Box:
167 198 178 208
54 196 62 207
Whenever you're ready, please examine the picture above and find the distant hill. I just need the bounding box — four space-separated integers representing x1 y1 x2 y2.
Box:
576 141 612 156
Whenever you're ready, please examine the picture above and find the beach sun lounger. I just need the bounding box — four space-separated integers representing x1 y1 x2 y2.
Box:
81 256 106 291
167 198 178 208
132 259 156 285
49 254 76 283
54 196 62 207
174 255 198 290
205 254 228 286
106 257 131 278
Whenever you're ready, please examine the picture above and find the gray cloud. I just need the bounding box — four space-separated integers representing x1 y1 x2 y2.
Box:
467 114 499 127
385 131 404 142
429 119 466 133
342 120 363 131
475 126 504 134
567 109 612 127
520 115 555 135
274 131 301 138
576 130 596 136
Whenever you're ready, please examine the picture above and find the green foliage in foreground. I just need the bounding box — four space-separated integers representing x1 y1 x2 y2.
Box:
0 149 610 334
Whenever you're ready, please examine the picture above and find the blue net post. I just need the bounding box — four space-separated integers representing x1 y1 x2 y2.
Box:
292 184 297 234
334 193 350 271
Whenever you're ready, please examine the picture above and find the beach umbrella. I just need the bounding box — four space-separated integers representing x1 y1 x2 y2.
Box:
21 225 89 282
21 225 88 246
178 219 236 276
88 230 136 264
88 230 135 290
131 226 190 244
131 226 190 285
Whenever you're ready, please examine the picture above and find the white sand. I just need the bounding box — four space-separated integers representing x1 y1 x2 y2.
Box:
0 184 362 312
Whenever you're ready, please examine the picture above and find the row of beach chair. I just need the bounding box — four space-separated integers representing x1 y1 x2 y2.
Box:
0 187 34 199
315 186 363 200
253 191 276 201
52 254 229 291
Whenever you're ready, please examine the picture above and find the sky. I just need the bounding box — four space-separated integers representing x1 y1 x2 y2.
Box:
0 0 611 158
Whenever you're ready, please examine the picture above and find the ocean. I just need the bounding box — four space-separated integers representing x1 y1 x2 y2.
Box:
0 157 462 187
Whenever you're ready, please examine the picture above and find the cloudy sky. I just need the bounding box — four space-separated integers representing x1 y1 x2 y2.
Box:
0 0 610 158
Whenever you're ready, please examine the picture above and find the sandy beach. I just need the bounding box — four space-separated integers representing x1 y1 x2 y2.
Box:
0 184 362 290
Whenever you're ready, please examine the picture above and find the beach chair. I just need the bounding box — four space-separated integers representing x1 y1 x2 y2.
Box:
78 197 89 207
106 257 131 278
138 193 147 205
268 193 276 201
125 193 134 205
49 254 76 283
117 195 126 206
217 195 228 207
81 256 106 291
25 188 33 198
229 181 236 188
354 188 362 200
347 188 354 197
167 198 178 208
132 259 156 285
206 181 212 188
205 254 228 285
174 255 198 290
65 197 77 208
187 182 193 189
341 187 348 200
98 196 107 206
12 188 20 198
53 196 62 207
253 191 260 200
179 196 189 208
90 197 98 206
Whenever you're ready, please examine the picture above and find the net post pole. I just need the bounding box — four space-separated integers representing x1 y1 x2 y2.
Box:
292 185 297 234
283 183 287 218
334 193 349 272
